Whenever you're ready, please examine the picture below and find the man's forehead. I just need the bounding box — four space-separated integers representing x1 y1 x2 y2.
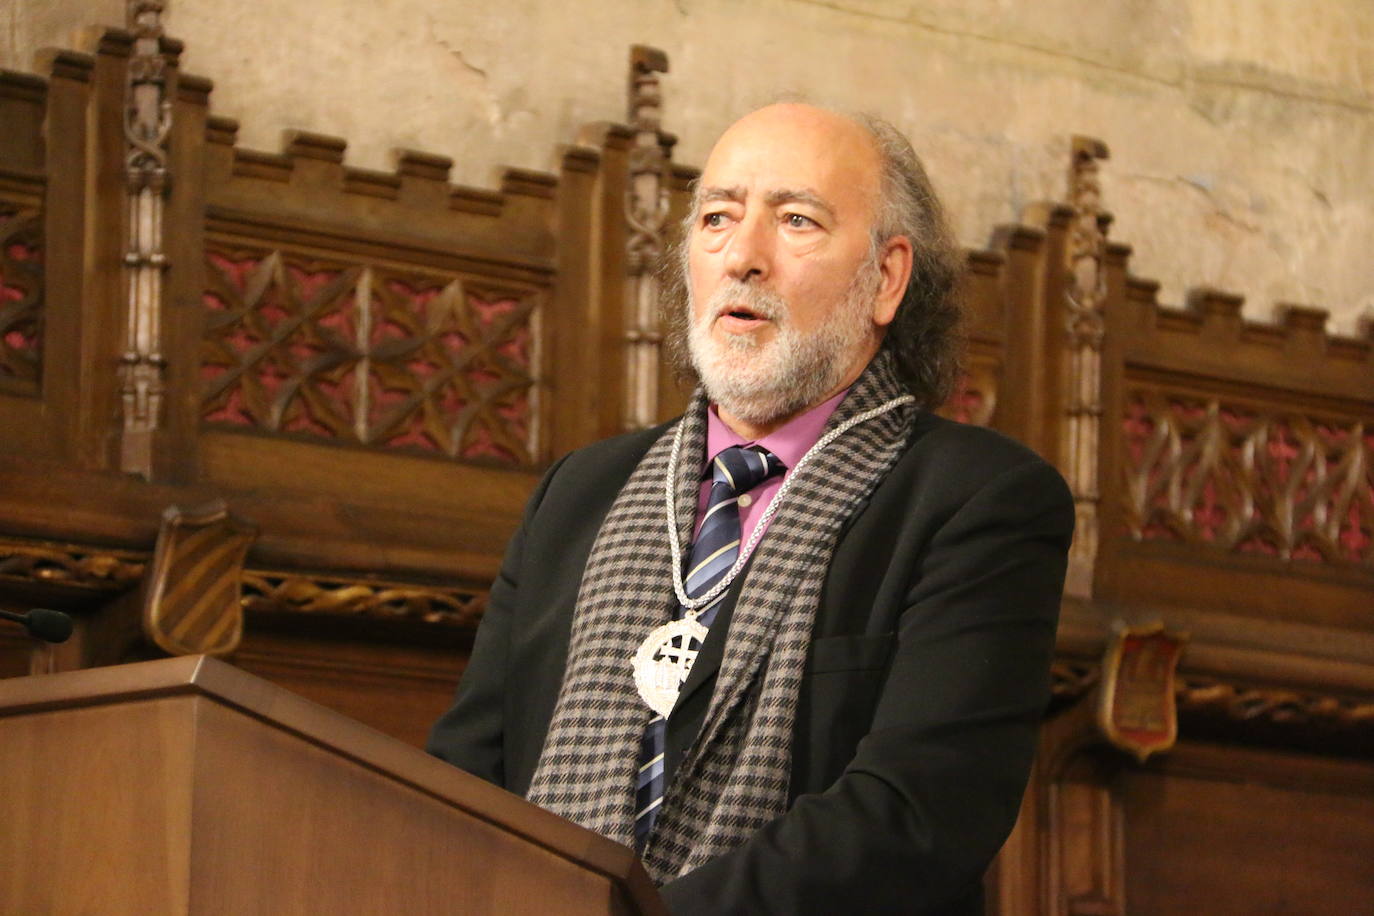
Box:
697 104 880 213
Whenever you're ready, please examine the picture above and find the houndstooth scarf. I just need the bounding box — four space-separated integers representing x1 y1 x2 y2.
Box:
525 352 916 883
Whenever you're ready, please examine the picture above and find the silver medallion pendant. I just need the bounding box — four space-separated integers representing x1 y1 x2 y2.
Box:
632 616 708 717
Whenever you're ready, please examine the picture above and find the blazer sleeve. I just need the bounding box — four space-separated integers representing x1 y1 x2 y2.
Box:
425 453 572 787
659 457 1074 915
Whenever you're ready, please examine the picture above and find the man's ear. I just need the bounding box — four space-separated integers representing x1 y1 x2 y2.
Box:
872 235 913 328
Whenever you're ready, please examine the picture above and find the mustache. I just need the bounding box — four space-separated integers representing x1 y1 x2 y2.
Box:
700 281 789 323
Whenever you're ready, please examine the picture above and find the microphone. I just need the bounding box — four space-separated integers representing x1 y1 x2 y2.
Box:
0 608 74 643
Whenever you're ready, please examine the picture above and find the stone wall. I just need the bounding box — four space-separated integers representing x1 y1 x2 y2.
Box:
4 0 1371 332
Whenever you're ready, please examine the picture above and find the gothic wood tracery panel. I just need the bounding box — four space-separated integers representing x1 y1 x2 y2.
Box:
202 245 541 466
0 202 43 389
1123 389 1372 568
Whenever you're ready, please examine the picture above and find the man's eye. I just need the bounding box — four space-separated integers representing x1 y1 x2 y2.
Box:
785 213 815 229
703 212 728 228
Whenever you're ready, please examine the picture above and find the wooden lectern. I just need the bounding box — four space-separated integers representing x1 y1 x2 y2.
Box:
0 656 666 915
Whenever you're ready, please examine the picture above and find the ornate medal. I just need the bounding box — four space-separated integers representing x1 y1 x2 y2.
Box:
633 616 708 717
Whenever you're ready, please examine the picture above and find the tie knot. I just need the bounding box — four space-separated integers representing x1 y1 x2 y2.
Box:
710 445 786 496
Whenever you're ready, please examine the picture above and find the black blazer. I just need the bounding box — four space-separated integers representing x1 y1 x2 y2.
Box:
428 410 1073 914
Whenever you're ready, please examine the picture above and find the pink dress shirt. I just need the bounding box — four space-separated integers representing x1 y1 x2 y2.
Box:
695 388 849 544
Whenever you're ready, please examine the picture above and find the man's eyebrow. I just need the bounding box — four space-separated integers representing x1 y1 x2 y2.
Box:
696 185 746 205
693 185 837 221
764 188 836 220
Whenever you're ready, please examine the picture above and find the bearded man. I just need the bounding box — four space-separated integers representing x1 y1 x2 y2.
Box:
428 103 1074 914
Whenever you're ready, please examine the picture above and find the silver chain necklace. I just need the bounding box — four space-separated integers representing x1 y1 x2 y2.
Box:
665 395 915 612
631 395 913 716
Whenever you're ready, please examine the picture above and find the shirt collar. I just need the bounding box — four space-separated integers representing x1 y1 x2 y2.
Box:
704 387 849 473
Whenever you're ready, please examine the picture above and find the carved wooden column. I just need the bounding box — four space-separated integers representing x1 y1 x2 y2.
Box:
118 0 174 477
622 46 671 431
1041 681 1128 916
1061 137 1111 598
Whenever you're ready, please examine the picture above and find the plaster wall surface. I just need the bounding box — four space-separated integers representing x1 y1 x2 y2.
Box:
4 0 1371 333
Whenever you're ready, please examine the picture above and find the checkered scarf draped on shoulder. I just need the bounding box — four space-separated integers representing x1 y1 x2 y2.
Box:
525 352 915 883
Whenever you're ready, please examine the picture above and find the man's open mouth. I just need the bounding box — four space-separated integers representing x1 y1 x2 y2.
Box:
717 305 771 329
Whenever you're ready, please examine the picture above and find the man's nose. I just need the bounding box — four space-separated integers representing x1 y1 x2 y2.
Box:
722 212 771 282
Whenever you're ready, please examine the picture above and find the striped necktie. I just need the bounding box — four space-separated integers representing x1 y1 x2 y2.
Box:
634 444 786 851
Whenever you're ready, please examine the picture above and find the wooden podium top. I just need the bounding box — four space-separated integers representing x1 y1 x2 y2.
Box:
0 655 667 915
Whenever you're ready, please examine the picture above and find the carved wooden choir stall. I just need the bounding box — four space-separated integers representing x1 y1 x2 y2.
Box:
0 11 1370 915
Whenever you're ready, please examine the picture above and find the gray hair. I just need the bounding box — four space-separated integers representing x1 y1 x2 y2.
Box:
661 109 965 408
852 112 965 407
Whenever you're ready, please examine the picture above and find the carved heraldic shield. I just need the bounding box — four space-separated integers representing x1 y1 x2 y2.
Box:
1097 622 1188 762
142 500 258 657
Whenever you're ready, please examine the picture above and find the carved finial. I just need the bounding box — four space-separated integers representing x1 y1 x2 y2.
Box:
125 0 171 180
1061 135 1112 599
625 44 672 272
1067 135 1111 325
126 1 166 40
623 46 672 430
1071 135 1109 164
628 45 669 130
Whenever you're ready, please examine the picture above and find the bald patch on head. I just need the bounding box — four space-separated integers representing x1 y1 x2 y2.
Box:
719 102 881 157
693 103 885 230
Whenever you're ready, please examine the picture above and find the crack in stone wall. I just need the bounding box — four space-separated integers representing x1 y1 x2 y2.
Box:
796 0 1373 112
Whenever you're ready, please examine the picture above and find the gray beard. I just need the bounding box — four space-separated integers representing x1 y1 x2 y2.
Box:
687 266 879 427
